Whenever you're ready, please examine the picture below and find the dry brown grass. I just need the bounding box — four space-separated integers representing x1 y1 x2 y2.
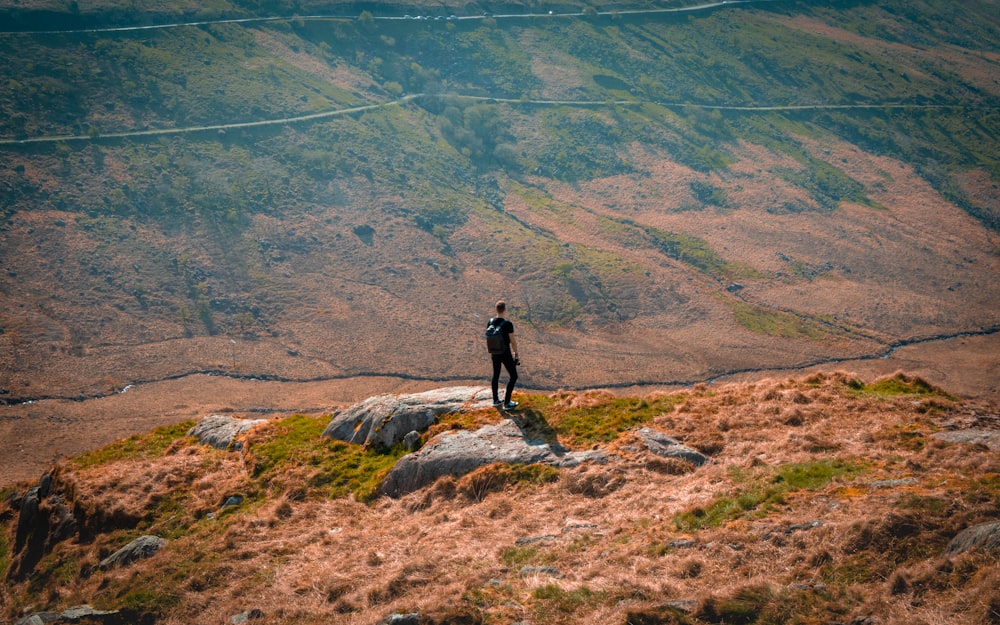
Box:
2 371 997 624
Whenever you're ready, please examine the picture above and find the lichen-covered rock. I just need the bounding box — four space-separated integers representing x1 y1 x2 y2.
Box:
380 419 607 497
635 428 709 466
323 386 493 450
188 415 268 451
944 521 1000 557
99 535 166 569
16 606 123 625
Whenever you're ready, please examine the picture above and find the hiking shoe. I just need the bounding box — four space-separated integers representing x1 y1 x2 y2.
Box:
502 401 519 410
492 400 503 407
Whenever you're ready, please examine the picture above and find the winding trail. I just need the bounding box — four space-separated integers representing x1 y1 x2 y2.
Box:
3 325 997 407
0 93 985 146
1 0 994 146
1 2 996 407
0 1 769 35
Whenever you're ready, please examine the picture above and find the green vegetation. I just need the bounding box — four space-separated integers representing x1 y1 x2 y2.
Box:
246 413 406 502
646 227 760 281
522 393 684 447
70 420 197 469
531 584 608 619
846 372 957 400
730 301 838 340
674 459 866 531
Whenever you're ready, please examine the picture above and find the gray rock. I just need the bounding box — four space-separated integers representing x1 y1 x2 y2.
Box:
636 428 708 466
867 478 917 489
230 608 264 624
933 428 1000 450
380 419 607 497
20 606 121 624
14 613 59 625
402 430 422 452
520 565 559 576
60 606 120 622
323 386 493 450
377 613 420 625
944 520 1000 557
99 535 166 570
188 415 268 451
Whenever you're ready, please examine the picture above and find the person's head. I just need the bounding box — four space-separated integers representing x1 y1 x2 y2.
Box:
495 300 506 315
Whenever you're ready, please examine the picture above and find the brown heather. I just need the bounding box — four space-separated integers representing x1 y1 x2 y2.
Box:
1 371 998 625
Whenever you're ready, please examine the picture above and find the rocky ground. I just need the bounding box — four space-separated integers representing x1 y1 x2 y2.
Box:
2 369 997 625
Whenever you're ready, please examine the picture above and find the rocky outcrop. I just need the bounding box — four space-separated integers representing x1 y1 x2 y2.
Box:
635 428 709 466
944 521 1000 557
15 605 125 625
323 386 493 450
932 428 1000 450
7 472 76 581
99 535 166 570
188 415 269 451
380 419 607 497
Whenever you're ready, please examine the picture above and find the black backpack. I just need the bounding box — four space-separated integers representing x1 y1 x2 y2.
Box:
485 318 507 354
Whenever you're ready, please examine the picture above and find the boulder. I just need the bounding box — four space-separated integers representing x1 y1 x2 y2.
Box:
932 428 1000 450
188 415 268 451
230 609 265 624
944 520 1000 557
323 386 493 450
376 613 421 625
635 428 709 466
10 474 77 581
16 606 123 625
380 419 606 497
57 606 122 623
99 535 166 569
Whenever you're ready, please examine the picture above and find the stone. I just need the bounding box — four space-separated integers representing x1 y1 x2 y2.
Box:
933 428 1000 450
188 415 268 451
402 430 422 452
635 428 709 466
99 535 166 570
59 606 122 623
944 520 1000 557
323 386 493 450
230 608 264 624
14 613 59 625
376 613 420 625
379 419 607 497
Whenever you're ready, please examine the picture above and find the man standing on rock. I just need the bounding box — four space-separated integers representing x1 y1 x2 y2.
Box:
487 300 519 410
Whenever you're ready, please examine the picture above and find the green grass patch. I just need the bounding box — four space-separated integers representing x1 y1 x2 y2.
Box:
247 414 406 502
643 226 760 281
0 523 11 582
531 584 607 617
730 301 837 341
70 421 197 470
117 586 181 617
675 460 866 531
850 372 955 399
527 394 685 447
500 545 552 568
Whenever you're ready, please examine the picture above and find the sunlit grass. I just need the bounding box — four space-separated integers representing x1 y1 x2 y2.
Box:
674 459 867 531
70 421 197 470
246 413 406 502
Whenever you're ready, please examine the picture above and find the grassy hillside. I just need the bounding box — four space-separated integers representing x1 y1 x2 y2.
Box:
1 372 997 624
0 0 998 402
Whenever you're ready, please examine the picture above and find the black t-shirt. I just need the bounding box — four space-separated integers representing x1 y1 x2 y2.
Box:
489 317 514 351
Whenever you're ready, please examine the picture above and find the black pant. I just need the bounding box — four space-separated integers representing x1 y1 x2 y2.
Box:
491 352 518 403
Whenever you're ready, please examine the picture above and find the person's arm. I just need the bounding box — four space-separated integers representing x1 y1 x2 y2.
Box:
509 332 519 357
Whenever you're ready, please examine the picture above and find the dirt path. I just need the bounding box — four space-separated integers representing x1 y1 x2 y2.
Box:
3 332 996 489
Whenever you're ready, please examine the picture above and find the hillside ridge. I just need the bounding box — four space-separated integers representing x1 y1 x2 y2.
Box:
2 371 998 624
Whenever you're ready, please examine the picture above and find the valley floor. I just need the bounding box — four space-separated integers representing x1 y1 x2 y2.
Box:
2 331 997 487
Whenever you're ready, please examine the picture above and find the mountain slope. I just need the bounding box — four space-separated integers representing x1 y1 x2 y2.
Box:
0 0 998 403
